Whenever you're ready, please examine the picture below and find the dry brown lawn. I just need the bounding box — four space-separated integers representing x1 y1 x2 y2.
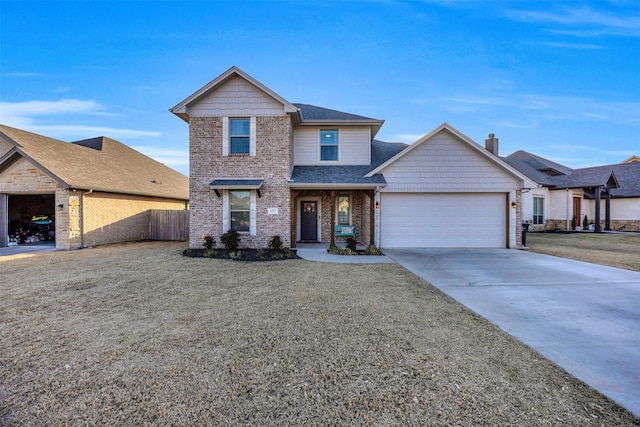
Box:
1 241 638 426
527 232 640 272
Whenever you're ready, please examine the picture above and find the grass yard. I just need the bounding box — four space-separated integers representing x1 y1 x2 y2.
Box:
526 232 640 272
1 241 638 426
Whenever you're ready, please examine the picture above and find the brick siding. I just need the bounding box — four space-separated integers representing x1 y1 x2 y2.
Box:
82 191 186 247
188 115 293 248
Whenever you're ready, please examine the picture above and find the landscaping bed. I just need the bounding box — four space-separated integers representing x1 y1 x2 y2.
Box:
183 247 299 261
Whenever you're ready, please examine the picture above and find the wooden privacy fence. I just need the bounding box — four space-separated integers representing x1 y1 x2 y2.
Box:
150 209 189 241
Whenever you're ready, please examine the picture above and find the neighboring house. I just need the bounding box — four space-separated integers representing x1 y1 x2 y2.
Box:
0 125 189 249
171 66 535 249
503 150 640 232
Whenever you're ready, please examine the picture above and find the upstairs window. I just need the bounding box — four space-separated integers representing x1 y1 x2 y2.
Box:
320 130 338 161
533 196 544 225
230 118 250 154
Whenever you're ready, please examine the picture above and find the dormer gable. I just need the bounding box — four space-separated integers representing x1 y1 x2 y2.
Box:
170 66 298 122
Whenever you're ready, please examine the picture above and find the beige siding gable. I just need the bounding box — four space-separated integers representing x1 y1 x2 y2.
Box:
294 126 371 165
189 76 287 117
380 130 519 192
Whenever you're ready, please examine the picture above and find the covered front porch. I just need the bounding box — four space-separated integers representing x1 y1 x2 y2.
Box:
289 187 378 249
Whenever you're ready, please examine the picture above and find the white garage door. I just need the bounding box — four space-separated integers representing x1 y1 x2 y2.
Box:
380 193 506 248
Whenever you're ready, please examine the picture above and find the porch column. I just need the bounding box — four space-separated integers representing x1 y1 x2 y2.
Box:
366 190 375 246
290 190 300 248
594 186 602 232
330 191 336 247
605 188 611 231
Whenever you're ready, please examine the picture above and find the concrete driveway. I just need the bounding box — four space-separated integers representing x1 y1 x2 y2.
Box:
384 248 640 417
0 242 56 259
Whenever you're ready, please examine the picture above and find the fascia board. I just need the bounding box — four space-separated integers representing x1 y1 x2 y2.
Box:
287 182 386 189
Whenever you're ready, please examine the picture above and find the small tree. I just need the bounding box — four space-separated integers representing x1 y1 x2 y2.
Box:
571 215 576 230
220 229 241 251
583 214 589 229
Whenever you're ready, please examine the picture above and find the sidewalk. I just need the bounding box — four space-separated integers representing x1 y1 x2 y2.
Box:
295 243 394 264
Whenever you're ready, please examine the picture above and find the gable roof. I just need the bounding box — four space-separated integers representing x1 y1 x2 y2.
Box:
170 67 385 137
289 139 407 188
0 125 189 200
365 123 538 188
504 150 639 197
170 66 298 122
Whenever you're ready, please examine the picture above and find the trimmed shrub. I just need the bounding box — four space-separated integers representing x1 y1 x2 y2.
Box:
220 229 241 251
345 237 357 252
203 235 215 250
268 235 283 251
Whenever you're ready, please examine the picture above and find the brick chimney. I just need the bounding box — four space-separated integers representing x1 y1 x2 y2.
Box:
485 133 499 156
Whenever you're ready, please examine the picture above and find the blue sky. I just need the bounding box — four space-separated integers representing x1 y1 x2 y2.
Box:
1 0 638 176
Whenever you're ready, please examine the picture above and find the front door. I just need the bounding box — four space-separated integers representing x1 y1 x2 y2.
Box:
573 197 581 228
300 201 318 241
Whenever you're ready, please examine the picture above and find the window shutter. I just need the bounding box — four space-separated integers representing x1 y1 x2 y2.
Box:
250 190 257 236
222 190 230 233
222 117 229 157
250 117 257 156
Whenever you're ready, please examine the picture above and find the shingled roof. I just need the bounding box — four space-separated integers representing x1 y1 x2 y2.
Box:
293 103 381 122
504 150 640 198
0 125 189 200
502 150 574 186
290 139 407 186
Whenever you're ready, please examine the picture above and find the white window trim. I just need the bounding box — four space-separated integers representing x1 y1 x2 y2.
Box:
222 189 257 236
533 195 544 225
222 117 256 157
319 129 339 162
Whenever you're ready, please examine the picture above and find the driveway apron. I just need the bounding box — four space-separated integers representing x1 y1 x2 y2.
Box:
384 248 640 417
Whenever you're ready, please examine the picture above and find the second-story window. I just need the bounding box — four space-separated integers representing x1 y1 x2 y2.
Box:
230 118 250 154
320 130 339 161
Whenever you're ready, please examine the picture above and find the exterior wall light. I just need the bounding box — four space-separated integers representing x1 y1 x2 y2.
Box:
511 202 517 209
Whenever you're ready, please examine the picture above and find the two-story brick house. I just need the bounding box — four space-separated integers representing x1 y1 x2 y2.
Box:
172 66 535 249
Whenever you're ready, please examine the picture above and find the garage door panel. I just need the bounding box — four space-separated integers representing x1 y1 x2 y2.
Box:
381 193 505 248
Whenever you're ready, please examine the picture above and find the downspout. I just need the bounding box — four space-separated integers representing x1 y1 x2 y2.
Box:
566 188 570 231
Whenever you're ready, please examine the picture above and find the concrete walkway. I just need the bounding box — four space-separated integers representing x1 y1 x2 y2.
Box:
296 243 394 263
384 248 640 417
